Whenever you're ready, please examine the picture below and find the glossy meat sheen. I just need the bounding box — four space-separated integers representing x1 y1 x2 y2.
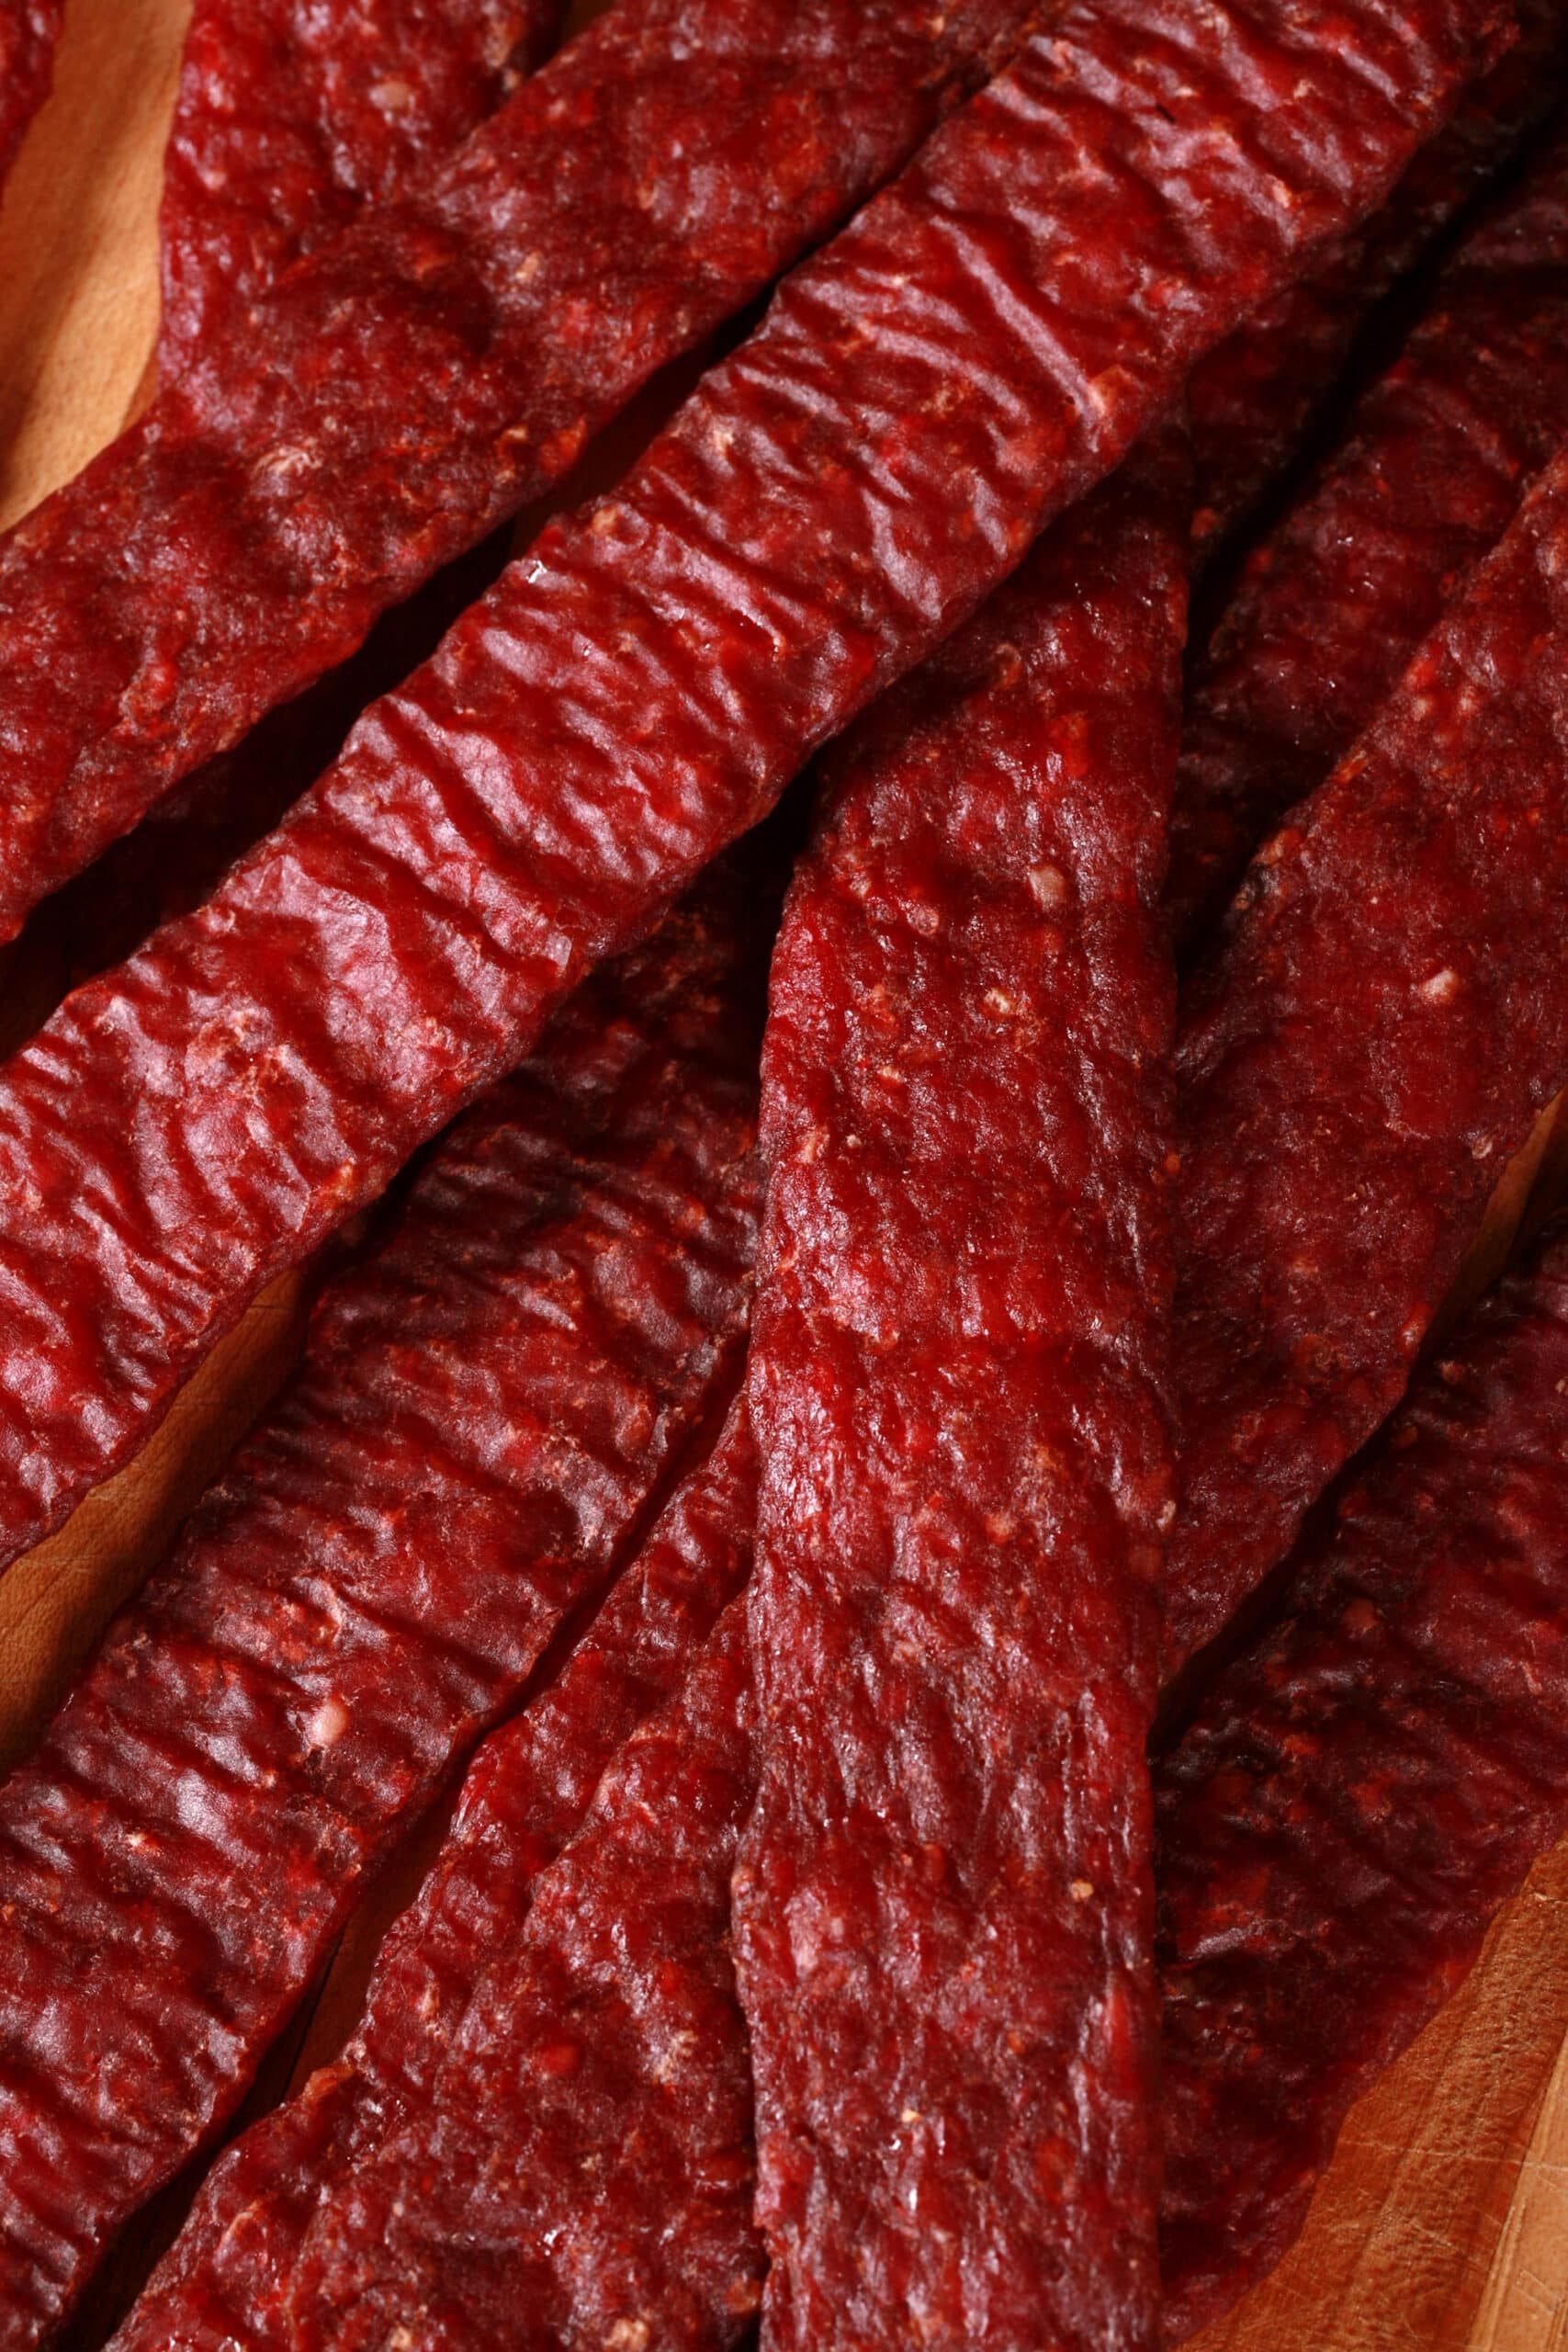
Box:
290 1609 760 2352
112 1408 758 2352
0 877 767 2352
0 0 1501 1572
0 0 1038 933
1158 1214 1568 2337
158 0 567 375
1171 111 1568 947
734 436 1187 2351
1186 0 1568 554
1168 435 1568 1670
0 0 60 188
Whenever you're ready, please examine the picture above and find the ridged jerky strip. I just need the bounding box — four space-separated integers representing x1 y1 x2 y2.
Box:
1157 1211 1568 2339
113 1406 757 2352
0 0 1498 1572
0 873 766 2351
158 0 568 377
1168 433 1568 1671
0 1 60 191
1170 108 1568 948
0 0 1042 936
734 435 1186 2351
1186 0 1568 555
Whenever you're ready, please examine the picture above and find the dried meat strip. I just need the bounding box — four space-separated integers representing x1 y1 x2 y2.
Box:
158 0 568 377
112 1406 757 2352
0 0 1041 936
1169 108 1568 948
0 870 767 2351
733 435 1187 2351
1168 432 1568 1671
0 0 1497 1575
0 1 60 193
1157 1210 1568 2339
1186 0 1568 556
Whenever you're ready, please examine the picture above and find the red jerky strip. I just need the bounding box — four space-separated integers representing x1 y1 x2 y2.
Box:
1170 110 1568 949
0 0 1040 935
1157 1210 1568 2339
1168 434 1568 1671
1186 0 1568 556
0 873 766 2351
0 1 59 191
0 0 1496 1574
733 435 1187 2351
112 1406 758 2352
158 0 568 376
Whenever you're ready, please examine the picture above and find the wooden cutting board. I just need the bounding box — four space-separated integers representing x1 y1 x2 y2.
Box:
1 4 1566 2344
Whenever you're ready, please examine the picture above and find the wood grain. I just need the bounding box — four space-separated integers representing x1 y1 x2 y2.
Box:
0 6 1563 2345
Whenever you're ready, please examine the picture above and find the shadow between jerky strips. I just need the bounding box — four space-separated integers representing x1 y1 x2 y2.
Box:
0 865 769 2351
0 0 1044 937
0 0 1500 1571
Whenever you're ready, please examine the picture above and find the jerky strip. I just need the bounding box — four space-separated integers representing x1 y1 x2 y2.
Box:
733 436 1187 2352
1168 431 1568 1671
1170 108 1568 948
111 1406 757 2352
0 1 60 193
0 873 765 2350
0 0 1041 934
0 0 1498 1574
1157 1210 1568 2338
158 0 568 377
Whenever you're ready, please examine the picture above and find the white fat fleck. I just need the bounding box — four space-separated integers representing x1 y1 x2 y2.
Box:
1070 1879 1095 1903
306 1693 352 1749
1028 864 1068 908
1418 967 1460 1004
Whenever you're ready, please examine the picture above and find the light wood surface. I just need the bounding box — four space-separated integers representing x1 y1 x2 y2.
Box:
0 5 1565 2345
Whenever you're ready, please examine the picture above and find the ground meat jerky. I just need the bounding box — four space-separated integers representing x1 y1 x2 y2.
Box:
1185 0 1568 556
112 1408 758 2352
1169 108 1568 948
0 0 1502 1575
734 434 1187 2352
158 0 568 377
1167 433 1568 1672
0 1 60 192
1157 1210 1568 2340
0 872 767 2352
0 0 1042 936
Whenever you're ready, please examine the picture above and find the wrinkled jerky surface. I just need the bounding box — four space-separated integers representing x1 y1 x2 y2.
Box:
0 0 1495 1577
0 872 766 2351
1159 1214 1568 2336
734 435 1187 2351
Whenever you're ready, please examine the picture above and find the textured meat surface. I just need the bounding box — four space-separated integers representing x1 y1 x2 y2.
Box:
0 874 767 2351
0 0 1498 1575
0 1 60 188
1158 1215 1568 2338
733 435 1187 2350
158 0 568 375
111 1408 758 2352
1171 110 1568 946
1167 433 1568 1670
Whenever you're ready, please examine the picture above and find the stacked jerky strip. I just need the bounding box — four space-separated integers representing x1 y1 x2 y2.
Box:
734 436 1188 2351
0 865 769 2349
0 0 1502 1575
1156 1207 1568 2337
1170 103 1568 949
0 0 1042 933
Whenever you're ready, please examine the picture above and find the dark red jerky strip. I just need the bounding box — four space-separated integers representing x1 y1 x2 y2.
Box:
279 1607 760 2352
110 1406 758 2352
157 0 568 377
0 0 1496 1577
0 0 1042 937
1167 434 1568 1674
0 1 60 190
1169 111 1568 950
1185 0 1568 557
733 436 1187 2351
1157 1211 1568 2340
0 875 766 2352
